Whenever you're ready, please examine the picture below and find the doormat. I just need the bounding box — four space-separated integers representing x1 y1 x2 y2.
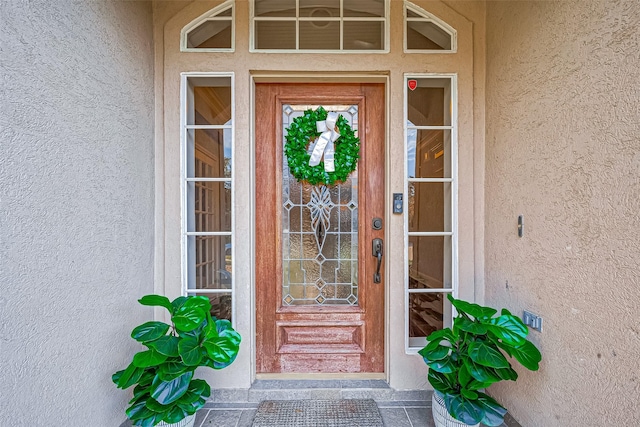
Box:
252 399 384 426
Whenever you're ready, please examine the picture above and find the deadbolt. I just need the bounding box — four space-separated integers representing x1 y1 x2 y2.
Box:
372 217 383 230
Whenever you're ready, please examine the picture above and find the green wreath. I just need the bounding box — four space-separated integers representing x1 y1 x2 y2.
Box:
284 106 360 186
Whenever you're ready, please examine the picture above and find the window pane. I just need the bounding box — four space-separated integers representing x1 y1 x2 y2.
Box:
408 236 451 289
255 20 296 49
407 130 451 179
344 0 385 17
409 292 444 338
188 235 232 290
255 0 295 17
187 181 231 232
187 129 232 178
300 21 340 50
408 182 451 233
407 78 451 126
407 21 451 50
299 1 339 17
187 19 232 49
343 20 384 50
189 292 232 321
192 80 232 125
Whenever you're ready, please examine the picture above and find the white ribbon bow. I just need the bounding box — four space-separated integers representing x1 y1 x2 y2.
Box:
308 112 341 173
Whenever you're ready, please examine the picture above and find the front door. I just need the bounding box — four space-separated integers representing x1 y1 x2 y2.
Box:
255 83 385 374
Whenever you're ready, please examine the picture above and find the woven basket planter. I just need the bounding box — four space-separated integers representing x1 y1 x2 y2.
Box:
156 414 196 427
432 392 480 427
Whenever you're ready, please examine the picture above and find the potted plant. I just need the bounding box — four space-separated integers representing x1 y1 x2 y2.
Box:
113 295 241 427
419 295 541 427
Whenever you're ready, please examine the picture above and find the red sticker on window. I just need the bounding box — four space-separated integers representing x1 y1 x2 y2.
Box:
407 80 418 91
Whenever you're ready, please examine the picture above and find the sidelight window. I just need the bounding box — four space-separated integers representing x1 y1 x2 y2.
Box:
181 74 235 322
405 75 457 350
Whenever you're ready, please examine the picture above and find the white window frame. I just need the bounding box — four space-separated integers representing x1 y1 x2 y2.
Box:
180 72 236 325
403 1 457 54
404 73 458 352
249 0 390 53
180 0 235 52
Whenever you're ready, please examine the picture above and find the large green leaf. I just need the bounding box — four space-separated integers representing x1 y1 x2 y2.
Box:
216 319 242 345
457 363 472 387
131 321 170 343
138 295 174 314
146 397 173 413
464 359 501 384
508 340 542 371
113 363 144 389
127 400 155 421
455 317 488 335
182 296 211 313
468 341 510 369
149 335 180 357
419 343 451 362
476 392 508 427
427 370 456 394
486 315 528 346
173 307 206 332
163 406 188 424
445 394 484 425
171 296 188 312
151 370 193 405
493 366 518 381
425 356 457 374
158 361 189 381
188 379 211 398
133 349 168 368
178 336 204 366
202 336 238 364
448 294 497 320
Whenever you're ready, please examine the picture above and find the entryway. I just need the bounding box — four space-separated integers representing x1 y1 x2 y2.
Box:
254 83 386 374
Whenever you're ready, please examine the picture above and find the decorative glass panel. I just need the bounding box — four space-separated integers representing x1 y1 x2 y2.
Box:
282 104 359 306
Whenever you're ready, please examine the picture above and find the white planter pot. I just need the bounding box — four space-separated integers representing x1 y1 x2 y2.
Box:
432 392 480 427
157 414 196 427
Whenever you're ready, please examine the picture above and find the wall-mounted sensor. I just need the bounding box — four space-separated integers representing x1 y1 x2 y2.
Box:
393 193 403 214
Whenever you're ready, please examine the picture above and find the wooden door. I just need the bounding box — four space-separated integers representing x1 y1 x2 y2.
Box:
255 83 385 374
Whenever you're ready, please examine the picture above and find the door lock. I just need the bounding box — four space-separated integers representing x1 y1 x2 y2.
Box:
372 238 383 283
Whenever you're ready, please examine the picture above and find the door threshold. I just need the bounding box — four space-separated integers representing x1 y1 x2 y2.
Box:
256 373 386 381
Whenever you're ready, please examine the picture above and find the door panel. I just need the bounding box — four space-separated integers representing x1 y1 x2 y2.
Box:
255 83 385 373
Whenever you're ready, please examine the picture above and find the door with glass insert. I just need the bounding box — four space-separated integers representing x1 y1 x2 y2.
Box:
255 83 385 373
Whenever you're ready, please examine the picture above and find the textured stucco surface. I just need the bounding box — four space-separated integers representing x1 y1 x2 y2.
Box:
0 1 155 425
485 1 640 425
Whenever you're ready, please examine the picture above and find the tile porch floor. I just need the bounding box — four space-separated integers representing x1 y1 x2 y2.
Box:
121 380 519 427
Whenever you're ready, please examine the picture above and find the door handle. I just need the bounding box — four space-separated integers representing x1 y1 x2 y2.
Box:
372 238 383 283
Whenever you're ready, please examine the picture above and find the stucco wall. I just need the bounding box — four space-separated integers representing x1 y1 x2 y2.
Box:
0 1 155 425
485 1 640 425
